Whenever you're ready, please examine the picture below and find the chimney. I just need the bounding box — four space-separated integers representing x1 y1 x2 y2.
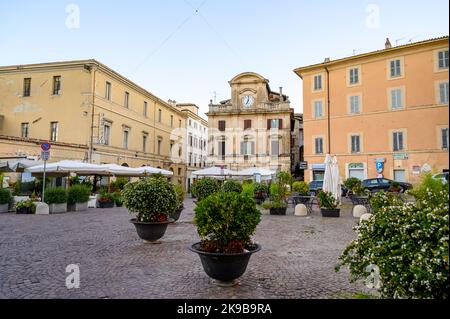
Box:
385 38 392 49
324 57 330 63
279 87 283 101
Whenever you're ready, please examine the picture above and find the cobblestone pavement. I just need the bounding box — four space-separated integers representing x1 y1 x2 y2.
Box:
0 198 371 299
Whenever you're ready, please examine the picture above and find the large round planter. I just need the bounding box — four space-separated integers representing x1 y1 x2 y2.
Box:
169 208 183 222
269 207 287 215
130 219 174 242
189 242 261 283
321 208 340 217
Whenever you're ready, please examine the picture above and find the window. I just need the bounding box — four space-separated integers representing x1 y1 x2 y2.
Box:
158 109 162 122
50 122 58 142
390 59 402 77
123 130 129 149
52 76 61 95
157 138 162 155
21 123 29 138
124 92 129 108
143 101 148 117
393 169 406 182
439 82 449 104
442 128 449 149
23 78 31 97
218 120 226 132
271 140 280 156
188 134 193 147
314 101 323 118
313 75 322 91
244 120 252 130
315 138 323 154
218 140 225 160
105 82 111 100
391 89 403 109
188 152 192 166
179 120 182 128
349 96 360 114
438 50 449 69
241 140 255 156
268 119 282 129
350 135 361 153
349 68 359 85
189 119 192 127
170 115 174 127
142 134 148 152
393 131 404 151
103 122 111 145
170 141 174 154
348 163 365 180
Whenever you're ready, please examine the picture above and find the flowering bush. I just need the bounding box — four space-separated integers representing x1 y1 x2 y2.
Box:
337 183 449 299
122 177 177 222
368 191 403 214
194 191 261 253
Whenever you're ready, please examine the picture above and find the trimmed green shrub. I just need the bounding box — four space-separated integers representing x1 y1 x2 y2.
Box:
0 188 12 205
223 180 243 194
44 187 68 204
122 177 177 222
194 191 261 253
241 182 255 197
337 179 449 299
191 178 221 201
292 181 309 195
343 177 362 192
173 183 185 210
253 183 268 199
67 184 91 204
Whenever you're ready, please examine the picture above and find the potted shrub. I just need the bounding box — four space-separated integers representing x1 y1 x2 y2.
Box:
253 182 268 205
292 181 309 195
44 187 68 214
97 188 115 208
190 191 261 285
16 199 35 214
317 191 340 217
0 188 12 213
68 184 91 212
264 172 291 215
113 193 124 207
223 180 243 193
122 177 177 242
191 178 221 203
170 183 185 222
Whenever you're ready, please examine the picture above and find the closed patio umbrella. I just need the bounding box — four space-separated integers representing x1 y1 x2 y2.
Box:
331 156 341 205
322 154 334 195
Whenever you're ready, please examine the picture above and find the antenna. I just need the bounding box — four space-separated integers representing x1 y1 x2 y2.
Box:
395 37 406 46
352 49 361 56
408 35 420 43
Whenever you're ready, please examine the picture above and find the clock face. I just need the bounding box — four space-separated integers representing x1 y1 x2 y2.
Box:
242 95 254 108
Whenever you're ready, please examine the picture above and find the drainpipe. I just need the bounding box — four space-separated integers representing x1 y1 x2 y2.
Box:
89 65 97 163
325 66 331 154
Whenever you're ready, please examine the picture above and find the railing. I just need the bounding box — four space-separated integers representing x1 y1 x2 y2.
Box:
208 102 290 113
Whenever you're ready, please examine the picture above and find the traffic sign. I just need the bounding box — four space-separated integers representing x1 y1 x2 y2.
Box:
376 162 384 171
299 161 308 170
41 142 51 151
41 151 50 161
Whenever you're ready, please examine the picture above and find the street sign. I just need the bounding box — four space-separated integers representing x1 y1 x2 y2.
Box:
393 153 408 160
299 161 308 169
41 151 50 161
376 162 384 171
41 142 51 151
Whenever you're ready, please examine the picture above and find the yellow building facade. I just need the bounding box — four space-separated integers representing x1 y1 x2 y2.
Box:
0 60 187 184
294 37 449 183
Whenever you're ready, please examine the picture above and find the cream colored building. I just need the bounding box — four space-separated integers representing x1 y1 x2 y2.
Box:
294 36 449 183
0 59 187 185
207 72 293 172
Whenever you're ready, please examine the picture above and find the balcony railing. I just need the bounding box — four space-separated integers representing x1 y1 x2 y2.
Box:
208 102 290 113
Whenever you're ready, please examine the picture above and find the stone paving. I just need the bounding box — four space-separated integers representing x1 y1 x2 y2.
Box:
0 198 371 299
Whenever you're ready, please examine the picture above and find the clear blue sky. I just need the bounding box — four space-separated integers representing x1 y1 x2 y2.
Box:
1 0 448 118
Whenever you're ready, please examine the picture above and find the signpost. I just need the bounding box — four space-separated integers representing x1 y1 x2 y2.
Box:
40 143 51 202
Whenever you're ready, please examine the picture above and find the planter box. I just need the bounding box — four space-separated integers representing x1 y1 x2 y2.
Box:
49 203 67 214
68 202 88 212
97 200 115 208
269 207 287 215
0 203 9 213
321 208 340 218
16 206 33 214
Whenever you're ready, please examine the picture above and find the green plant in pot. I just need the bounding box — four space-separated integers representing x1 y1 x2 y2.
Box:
264 172 291 215
317 191 340 217
44 187 68 214
191 178 221 203
253 182 268 205
16 199 35 214
292 181 309 195
0 188 12 213
112 192 124 207
68 184 91 211
189 191 262 285
97 188 115 208
122 176 177 242
343 177 362 197
170 183 185 222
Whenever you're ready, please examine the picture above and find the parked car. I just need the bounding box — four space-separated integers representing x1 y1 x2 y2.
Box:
308 180 323 196
432 172 449 184
362 178 412 193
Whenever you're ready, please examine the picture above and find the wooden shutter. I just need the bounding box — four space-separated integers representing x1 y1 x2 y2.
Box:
219 121 225 132
267 119 271 130
244 120 251 130
279 119 283 129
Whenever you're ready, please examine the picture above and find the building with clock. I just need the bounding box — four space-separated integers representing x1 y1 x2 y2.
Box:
206 72 293 172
